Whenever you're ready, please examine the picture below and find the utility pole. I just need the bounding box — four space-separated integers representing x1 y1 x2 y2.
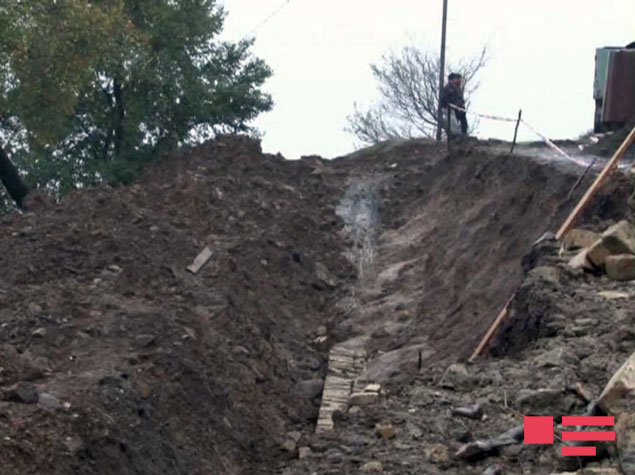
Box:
436 0 448 141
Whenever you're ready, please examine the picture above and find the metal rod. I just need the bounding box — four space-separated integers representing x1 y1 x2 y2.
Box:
436 0 449 142
510 109 522 154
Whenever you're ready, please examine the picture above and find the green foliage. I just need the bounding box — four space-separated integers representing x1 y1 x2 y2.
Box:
0 0 273 196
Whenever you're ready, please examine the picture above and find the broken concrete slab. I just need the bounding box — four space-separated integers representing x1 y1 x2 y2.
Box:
563 229 601 251
588 220 635 267
598 351 635 415
604 220 635 252
606 254 635 281
568 248 595 271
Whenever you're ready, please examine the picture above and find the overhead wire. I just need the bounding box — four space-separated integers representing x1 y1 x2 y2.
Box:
241 0 293 41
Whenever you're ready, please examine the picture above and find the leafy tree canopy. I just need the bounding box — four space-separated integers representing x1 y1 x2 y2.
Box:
0 0 273 195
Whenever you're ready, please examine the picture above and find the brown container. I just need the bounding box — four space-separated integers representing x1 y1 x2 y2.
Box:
603 50 635 123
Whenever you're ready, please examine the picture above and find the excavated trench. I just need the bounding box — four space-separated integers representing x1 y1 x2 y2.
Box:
284 140 634 474
1 135 633 475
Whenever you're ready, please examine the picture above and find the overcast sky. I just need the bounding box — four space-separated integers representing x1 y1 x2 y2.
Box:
219 0 634 159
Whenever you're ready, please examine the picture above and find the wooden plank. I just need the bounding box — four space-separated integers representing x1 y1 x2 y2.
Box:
469 125 635 362
556 125 635 240
186 246 213 274
468 294 515 363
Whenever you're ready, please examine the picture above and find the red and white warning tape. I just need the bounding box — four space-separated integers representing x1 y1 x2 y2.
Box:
520 120 588 167
448 104 587 167
449 104 517 123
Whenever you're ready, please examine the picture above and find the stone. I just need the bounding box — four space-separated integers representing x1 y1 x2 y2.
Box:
604 220 635 251
295 379 324 400
455 440 494 459
405 421 423 439
63 437 84 455
516 389 563 414
375 423 396 439
313 336 329 351
360 461 383 472
4 382 39 404
568 249 595 271
315 263 337 289
482 465 504 475
440 364 475 392
533 347 580 369
106 264 123 274
27 302 43 316
315 325 327 337
606 254 635 281
529 266 561 287
31 328 46 337
287 431 302 443
137 382 152 399
563 229 601 251
588 221 635 267
427 443 450 463
298 447 312 459
599 351 635 415
364 383 381 393
38 392 59 408
598 290 630 299
452 404 483 420
350 392 378 406
615 413 635 474
281 439 297 452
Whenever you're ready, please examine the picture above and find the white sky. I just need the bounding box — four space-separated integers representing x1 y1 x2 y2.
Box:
219 0 635 159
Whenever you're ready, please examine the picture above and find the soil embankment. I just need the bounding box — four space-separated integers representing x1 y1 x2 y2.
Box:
0 135 632 474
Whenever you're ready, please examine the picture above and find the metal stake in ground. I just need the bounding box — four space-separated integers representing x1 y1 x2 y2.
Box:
510 110 522 154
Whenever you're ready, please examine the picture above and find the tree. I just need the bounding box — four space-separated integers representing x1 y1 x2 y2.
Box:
346 45 487 145
0 0 273 207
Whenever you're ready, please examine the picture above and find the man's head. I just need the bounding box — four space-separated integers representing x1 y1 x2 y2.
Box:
448 73 463 88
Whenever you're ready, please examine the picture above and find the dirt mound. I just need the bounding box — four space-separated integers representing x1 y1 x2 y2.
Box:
1 134 632 474
0 135 353 474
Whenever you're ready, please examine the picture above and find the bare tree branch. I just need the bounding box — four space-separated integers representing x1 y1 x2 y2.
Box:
346 44 488 145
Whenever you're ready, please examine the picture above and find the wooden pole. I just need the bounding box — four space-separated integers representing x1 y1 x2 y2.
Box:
510 109 522 154
435 0 449 142
469 124 635 363
556 124 635 239
468 294 514 362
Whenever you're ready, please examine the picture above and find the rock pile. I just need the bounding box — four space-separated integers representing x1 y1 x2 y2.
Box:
567 221 635 281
